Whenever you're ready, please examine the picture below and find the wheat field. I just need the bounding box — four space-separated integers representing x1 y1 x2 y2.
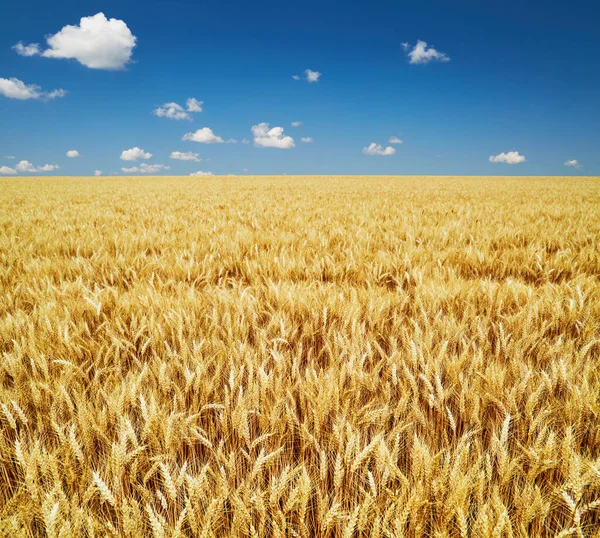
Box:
1 175 599 538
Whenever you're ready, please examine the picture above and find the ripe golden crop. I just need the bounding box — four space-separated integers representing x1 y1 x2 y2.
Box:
1 175 599 537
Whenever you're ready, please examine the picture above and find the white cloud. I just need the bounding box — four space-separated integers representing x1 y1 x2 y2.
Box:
154 102 191 120
363 143 396 156
154 98 203 120
389 136 403 144
38 164 59 172
564 159 581 169
0 166 16 174
186 98 203 112
251 123 295 149
3 156 15 159
301 137 313 143
169 151 201 161
15 160 59 172
182 127 225 144
94 170 102 176
12 42 41 56
489 151 526 164
241 139 250 144
16 160 37 172
39 13 136 70
243 168 249 172
292 75 300 80
227 139 238 144
291 121 302 127
305 69 321 82
404 40 450 65
121 163 170 174
0 77 66 100
190 170 214 176
66 150 80 158
120 147 152 161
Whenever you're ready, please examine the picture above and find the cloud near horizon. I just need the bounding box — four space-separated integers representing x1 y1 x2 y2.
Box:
489 151 526 164
363 142 396 156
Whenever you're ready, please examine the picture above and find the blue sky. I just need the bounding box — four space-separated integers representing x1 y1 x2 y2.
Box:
1 0 598 176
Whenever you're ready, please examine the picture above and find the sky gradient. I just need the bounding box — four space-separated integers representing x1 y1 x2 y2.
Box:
1 0 599 176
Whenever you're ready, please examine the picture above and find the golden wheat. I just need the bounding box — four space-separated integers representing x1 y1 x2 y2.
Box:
1 175 599 537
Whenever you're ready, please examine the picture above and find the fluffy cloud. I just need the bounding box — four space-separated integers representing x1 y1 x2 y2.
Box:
154 98 203 120
12 42 41 56
564 159 581 169
66 150 80 158
292 75 300 80
403 40 450 65
186 98 203 112
0 166 16 174
291 121 302 127
120 147 152 161
251 123 295 149
38 164 60 172
489 151 526 164
15 160 59 172
305 69 321 82
182 127 225 144
363 143 396 156
121 163 170 174
0 77 66 100
38 13 136 70
301 137 313 143
154 102 190 120
190 170 214 176
169 151 201 161
94 170 102 176
389 136 403 144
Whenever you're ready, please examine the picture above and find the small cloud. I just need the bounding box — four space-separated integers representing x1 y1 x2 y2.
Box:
66 150 80 158
0 77 66 100
305 69 321 82
121 163 169 174
363 142 396 156
0 166 16 174
35 13 136 70
3 156 15 159
241 138 250 144
252 123 295 149
227 139 238 144
38 164 59 172
16 160 37 173
292 75 300 80
489 151 526 164
404 40 450 65
564 159 581 169
154 102 191 121
120 147 152 161
243 168 249 172
190 170 214 176
186 98 203 112
301 137 313 143
12 42 41 57
169 151 201 161
291 121 302 127
94 170 102 176
182 127 225 144
15 160 59 172
154 98 203 120
388 136 403 144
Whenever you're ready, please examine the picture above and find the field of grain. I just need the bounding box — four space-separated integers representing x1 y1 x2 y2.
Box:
1 175 599 537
